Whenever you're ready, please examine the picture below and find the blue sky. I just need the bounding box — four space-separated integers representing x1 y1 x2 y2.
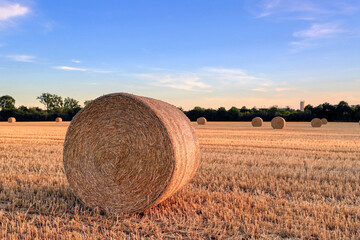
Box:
0 0 359 110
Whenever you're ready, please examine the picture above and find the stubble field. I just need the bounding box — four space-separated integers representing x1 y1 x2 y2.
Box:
0 122 359 239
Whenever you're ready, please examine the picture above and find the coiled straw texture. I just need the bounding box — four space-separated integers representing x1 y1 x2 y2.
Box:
197 117 207 125
8 117 16 123
63 93 200 214
251 117 263 127
311 118 322 128
271 116 286 129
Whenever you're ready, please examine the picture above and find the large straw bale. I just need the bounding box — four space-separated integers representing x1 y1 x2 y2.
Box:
55 117 62 122
271 116 286 129
8 117 16 123
321 118 328 125
197 117 207 125
63 93 200 214
251 117 263 127
311 118 322 127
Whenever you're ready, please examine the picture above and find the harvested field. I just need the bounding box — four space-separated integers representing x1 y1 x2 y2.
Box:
0 122 359 239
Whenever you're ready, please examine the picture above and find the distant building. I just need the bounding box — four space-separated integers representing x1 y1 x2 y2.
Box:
300 101 305 111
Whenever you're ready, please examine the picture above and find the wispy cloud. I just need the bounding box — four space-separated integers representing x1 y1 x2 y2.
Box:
54 65 113 73
253 0 356 20
133 73 212 92
291 22 345 52
275 87 295 92
250 87 296 92
130 67 270 92
0 2 29 21
203 67 268 84
6 54 35 62
250 1 358 52
251 88 267 92
54 66 87 71
205 68 248 75
293 23 344 39
71 59 81 63
91 69 113 73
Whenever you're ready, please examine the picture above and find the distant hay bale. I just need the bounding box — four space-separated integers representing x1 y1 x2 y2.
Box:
197 117 207 125
321 118 328 125
271 116 286 129
8 117 16 123
311 118 322 128
251 117 263 127
55 117 62 122
63 93 200 214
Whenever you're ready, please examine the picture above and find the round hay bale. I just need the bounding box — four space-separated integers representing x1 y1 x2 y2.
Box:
321 118 328 125
63 93 200 214
197 117 207 125
55 117 63 123
251 117 263 127
311 118 322 127
8 117 16 123
271 116 286 129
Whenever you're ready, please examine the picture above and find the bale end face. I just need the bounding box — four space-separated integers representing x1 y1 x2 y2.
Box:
321 118 328 125
251 117 263 127
311 118 322 127
271 116 286 129
8 117 16 123
63 93 200 214
197 117 207 125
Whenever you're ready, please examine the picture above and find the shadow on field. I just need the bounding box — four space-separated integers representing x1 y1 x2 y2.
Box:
1 182 99 218
1 181 181 219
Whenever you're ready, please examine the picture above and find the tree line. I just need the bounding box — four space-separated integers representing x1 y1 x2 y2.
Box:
0 94 359 122
184 101 360 122
0 94 90 121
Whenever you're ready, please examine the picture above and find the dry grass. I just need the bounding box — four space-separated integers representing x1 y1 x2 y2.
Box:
0 121 360 239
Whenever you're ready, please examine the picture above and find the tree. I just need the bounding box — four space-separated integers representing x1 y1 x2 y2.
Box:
268 106 278 114
18 105 28 112
336 101 352 121
37 93 52 111
285 106 294 112
84 100 93 106
217 107 228 120
229 106 240 114
353 105 360 121
337 101 351 113
304 104 313 112
51 95 63 110
0 95 15 110
64 97 80 110
37 93 63 111
228 107 240 121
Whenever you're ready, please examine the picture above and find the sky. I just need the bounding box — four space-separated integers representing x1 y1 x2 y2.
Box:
0 0 360 110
